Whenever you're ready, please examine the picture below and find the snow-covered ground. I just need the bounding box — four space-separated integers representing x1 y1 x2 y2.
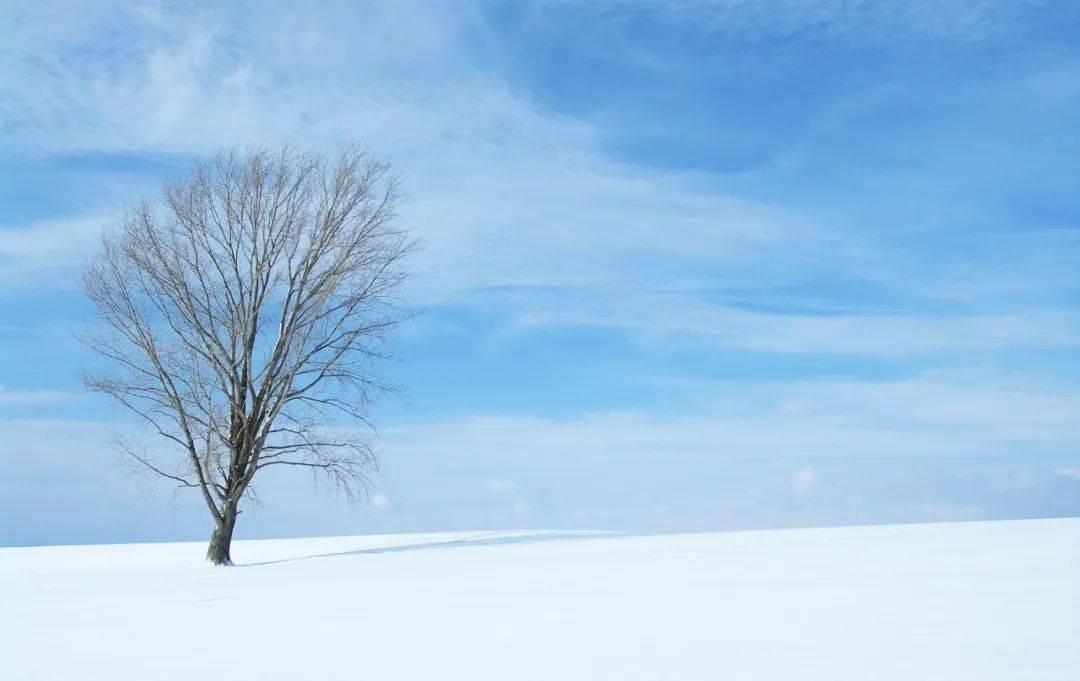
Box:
3 518 1078 680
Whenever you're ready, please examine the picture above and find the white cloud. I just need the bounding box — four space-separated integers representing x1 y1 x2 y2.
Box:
0 216 107 286
0 386 75 406
375 370 1080 470
781 376 1080 444
515 295 1080 356
384 389 1078 466
484 477 519 493
790 466 819 495
511 500 531 518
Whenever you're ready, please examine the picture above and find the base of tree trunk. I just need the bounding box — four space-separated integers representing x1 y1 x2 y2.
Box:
205 544 233 566
205 515 236 566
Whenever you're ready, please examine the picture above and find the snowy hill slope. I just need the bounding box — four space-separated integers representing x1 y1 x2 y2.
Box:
4 518 1079 680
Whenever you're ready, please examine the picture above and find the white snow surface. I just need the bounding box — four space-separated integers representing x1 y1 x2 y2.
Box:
4 518 1079 680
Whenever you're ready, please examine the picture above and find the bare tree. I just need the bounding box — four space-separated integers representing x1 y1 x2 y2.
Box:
81 146 414 565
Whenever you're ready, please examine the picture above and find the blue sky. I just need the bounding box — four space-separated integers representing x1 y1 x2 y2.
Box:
2 0 1079 546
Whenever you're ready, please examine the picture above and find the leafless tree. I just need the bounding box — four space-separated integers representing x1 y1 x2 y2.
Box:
81 146 414 565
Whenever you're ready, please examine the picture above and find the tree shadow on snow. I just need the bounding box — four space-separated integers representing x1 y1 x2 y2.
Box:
240 530 639 567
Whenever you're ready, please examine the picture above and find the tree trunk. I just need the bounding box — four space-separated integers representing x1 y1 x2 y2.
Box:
205 506 238 565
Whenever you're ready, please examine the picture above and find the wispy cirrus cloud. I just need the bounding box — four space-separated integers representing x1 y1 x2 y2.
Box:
2 1 1075 327
0 386 75 406
551 0 1052 45
0 215 109 286
510 291 1080 356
